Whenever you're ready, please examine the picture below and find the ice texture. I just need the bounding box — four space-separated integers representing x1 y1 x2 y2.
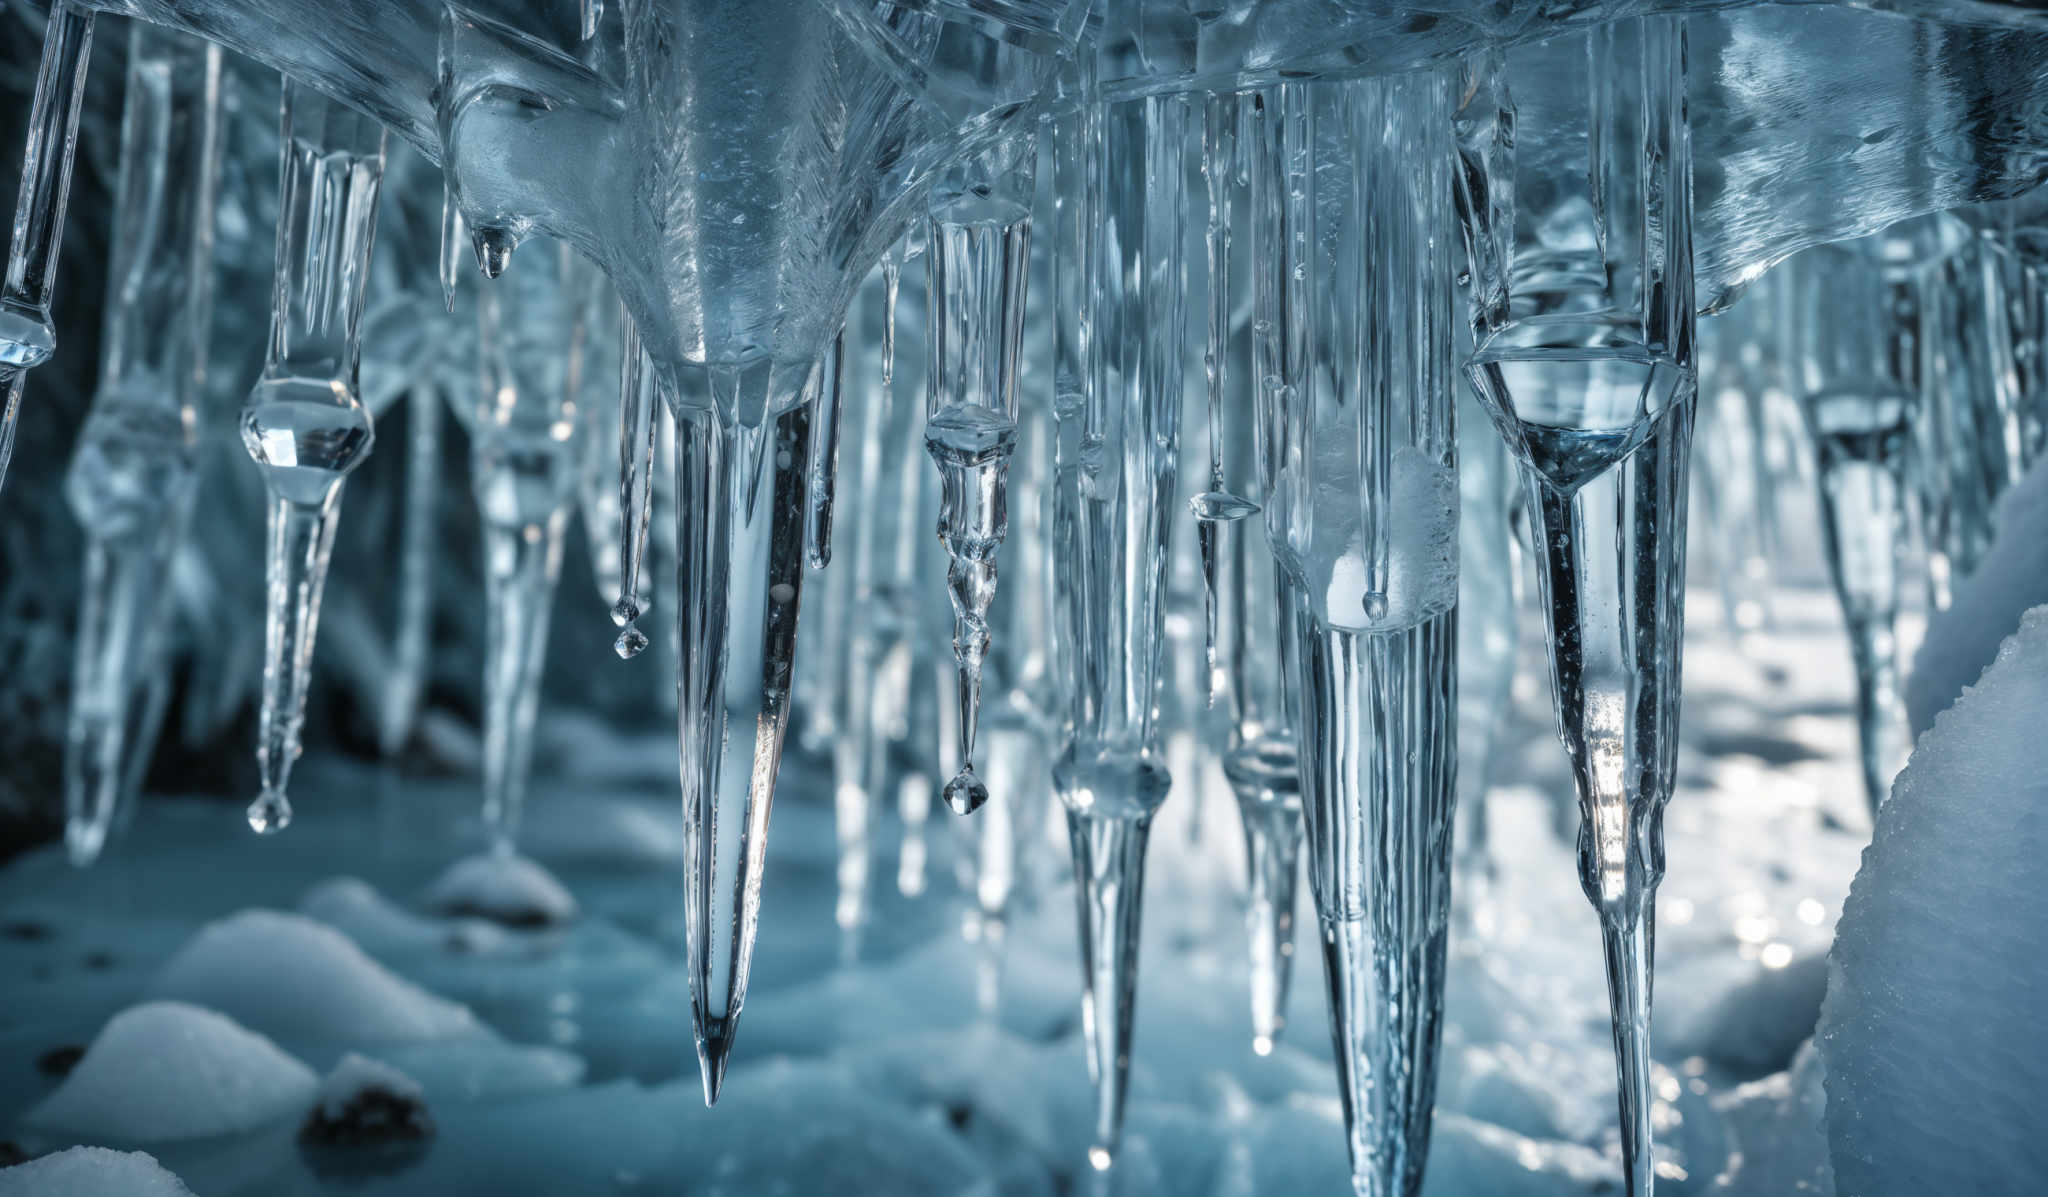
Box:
420 852 578 928
148 910 479 1044
1709 1042 1834 1196
1905 459 2048 736
1819 605 2048 1193
0 1147 196 1197
23 1001 318 1142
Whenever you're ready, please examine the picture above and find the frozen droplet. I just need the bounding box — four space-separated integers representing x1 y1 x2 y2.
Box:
247 790 292 835
943 768 988 815
614 623 648 659
1363 591 1390 621
610 595 639 629
472 225 516 279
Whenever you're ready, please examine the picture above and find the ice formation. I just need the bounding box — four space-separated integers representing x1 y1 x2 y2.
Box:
22 1001 318 1142
1819 605 2048 1194
2 0 2047 1193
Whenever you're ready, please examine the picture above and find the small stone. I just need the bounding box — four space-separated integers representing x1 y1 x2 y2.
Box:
34 1045 83 1078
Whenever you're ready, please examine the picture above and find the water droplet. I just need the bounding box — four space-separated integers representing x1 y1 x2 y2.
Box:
614 623 649 659
1363 591 1390 621
943 768 989 815
610 595 639 629
1088 1146 1114 1172
247 790 293 835
471 226 517 279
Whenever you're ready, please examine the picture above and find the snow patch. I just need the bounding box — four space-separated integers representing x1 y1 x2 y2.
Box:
0 1147 197 1197
421 853 578 928
22 1002 317 1143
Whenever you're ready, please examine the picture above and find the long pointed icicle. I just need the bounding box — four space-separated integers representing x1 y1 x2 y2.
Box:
1259 72 1461 1197
439 177 464 314
238 79 388 835
379 384 441 757
612 310 657 658
926 133 1035 817
63 29 224 864
1458 22 1695 1195
1050 90 1187 1174
0 0 96 493
673 360 811 1105
456 248 590 850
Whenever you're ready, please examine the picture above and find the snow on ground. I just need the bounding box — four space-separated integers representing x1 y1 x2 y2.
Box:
0 579 1886 1195
422 853 579 928
22 1002 316 1143
1819 605 2048 1195
0 1147 197 1197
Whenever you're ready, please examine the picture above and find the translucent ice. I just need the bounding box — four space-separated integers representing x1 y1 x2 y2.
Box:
23 1001 318 1143
1819 605 2048 1193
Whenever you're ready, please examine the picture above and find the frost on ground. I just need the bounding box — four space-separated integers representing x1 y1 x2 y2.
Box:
0 1147 197 1197
422 853 579 928
1820 605 2048 1195
23 1002 317 1143
1905 458 2048 736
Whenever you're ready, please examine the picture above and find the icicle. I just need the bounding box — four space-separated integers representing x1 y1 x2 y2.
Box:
1453 386 1520 934
439 177 464 313
673 359 811 1105
0 0 96 494
1257 71 1460 1197
60 29 222 865
1458 22 1695 1195
238 78 388 835
1192 91 1261 713
1789 244 1920 814
925 133 1036 817
1049 90 1187 1172
612 311 658 658
453 249 589 852
805 332 845 569
580 0 603 40
379 384 441 757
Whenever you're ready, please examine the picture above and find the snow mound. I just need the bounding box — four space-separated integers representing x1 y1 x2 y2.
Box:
22 1002 317 1143
149 910 478 1045
0 1147 197 1197
1906 457 2048 735
1820 604 2048 1193
421 853 578 928
300 877 508 956
314 1053 425 1122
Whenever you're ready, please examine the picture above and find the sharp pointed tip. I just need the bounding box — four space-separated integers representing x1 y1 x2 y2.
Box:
696 1027 735 1106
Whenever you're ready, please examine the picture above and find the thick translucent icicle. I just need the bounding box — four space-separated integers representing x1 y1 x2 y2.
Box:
455 247 590 851
1256 72 1461 1197
925 135 1035 817
612 312 657 658
1457 22 1695 1195
806 332 846 570
0 0 96 493
580 0 602 41
238 79 388 835
61 28 222 865
1049 91 1186 1171
379 384 440 758
672 360 811 1105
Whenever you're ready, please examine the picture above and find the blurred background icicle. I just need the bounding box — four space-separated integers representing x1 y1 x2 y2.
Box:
62 25 223 865
237 76 386 837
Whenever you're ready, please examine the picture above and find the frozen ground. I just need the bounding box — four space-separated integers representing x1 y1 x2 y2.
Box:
0 579 1879 1195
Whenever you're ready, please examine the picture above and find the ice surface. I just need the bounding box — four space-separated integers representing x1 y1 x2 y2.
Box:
1905 459 2048 736
1820 605 2048 1193
1709 1042 1834 1196
22 1001 317 1143
421 853 579 928
0 1147 196 1197
148 910 480 1044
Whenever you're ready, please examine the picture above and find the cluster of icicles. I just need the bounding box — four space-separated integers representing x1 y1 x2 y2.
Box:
5 7 2044 1197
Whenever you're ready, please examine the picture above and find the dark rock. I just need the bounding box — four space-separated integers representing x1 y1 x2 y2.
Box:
35 1044 84 1078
